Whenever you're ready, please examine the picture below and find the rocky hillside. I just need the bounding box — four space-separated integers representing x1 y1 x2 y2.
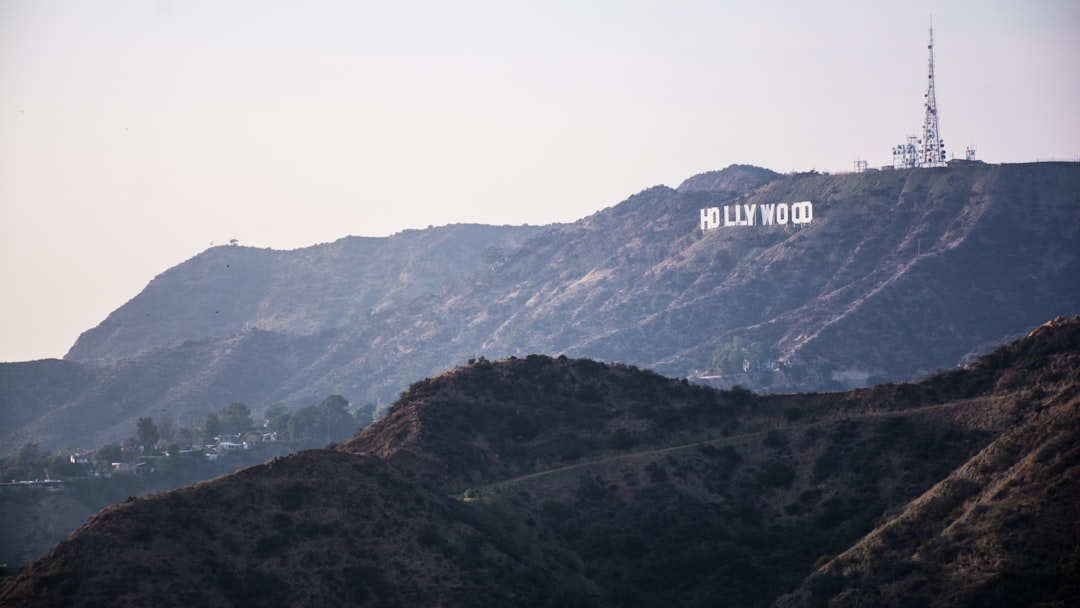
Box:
2 162 1078 454
65 223 546 364
2 316 1077 607
0 451 590 607
776 317 1080 607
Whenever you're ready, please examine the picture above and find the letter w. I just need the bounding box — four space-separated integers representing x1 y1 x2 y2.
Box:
760 204 775 225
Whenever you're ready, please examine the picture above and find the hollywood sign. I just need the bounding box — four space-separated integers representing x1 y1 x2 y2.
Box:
700 201 814 231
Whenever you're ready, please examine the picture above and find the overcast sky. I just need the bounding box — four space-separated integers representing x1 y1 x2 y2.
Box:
1 0 1078 362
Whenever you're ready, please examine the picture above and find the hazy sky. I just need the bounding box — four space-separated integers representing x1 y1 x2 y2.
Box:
1 0 1078 362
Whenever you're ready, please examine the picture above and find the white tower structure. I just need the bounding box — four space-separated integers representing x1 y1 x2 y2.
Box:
919 21 947 167
893 21 947 169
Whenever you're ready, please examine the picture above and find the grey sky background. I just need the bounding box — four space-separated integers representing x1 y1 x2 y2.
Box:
2 0 1078 362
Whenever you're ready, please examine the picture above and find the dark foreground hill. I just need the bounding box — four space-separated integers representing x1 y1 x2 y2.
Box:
2 316 1078 607
4 161 1078 455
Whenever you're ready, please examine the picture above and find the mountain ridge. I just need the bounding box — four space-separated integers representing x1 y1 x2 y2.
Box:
2 162 1078 454
2 316 1077 607
65 223 547 364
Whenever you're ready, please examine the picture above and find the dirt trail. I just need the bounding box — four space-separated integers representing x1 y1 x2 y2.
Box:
465 397 990 494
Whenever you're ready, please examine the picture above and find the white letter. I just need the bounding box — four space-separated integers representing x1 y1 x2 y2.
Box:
776 203 789 225
724 205 736 227
760 204 775 225
701 208 722 231
792 201 814 224
745 204 757 226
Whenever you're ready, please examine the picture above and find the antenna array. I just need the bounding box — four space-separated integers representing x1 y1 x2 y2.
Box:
893 20 950 169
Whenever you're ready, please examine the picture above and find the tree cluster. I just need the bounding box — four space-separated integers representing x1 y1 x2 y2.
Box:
712 337 777 374
1 394 379 483
195 402 256 445
263 395 375 446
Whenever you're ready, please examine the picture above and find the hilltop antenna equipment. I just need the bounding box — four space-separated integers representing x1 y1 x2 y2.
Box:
893 19 948 169
920 18 946 167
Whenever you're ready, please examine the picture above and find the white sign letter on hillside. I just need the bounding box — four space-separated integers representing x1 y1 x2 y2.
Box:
760 204 775 225
791 201 813 224
700 207 721 231
698 201 812 231
776 203 789 225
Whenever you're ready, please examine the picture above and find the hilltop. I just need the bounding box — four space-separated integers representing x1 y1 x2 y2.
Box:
2 162 1078 455
66 223 546 364
2 316 1077 607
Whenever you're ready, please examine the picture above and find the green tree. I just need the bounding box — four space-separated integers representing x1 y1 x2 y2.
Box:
221 402 253 435
319 394 354 444
351 403 376 428
156 412 176 447
713 337 774 374
7 442 46 480
263 403 287 426
174 426 194 449
121 436 141 456
266 408 292 438
200 412 223 443
94 443 123 470
136 416 159 451
287 405 320 443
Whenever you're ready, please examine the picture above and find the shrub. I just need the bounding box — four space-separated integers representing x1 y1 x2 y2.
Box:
508 412 538 442
756 460 796 488
763 429 788 450
575 386 604 403
646 462 668 483
274 482 309 511
609 428 636 450
418 524 446 548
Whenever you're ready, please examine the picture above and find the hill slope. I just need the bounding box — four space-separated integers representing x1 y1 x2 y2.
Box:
3 316 1077 607
65 223 546 364
776 317 1080 607
0 451 592 607
3 162 1078 454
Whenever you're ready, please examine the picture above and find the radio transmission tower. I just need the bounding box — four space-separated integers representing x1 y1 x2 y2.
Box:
893 20 948 169
919 20 946 167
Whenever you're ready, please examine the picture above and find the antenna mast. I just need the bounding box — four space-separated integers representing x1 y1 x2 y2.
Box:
919 19 946 167
891 19 949 169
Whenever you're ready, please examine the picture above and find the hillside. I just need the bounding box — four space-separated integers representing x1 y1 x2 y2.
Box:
65 223 546 364
776 317 1080 607
2 162 1078 455
2 316 1077 607
0 451 592 607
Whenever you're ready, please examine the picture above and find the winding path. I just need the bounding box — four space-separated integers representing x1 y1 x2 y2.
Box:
461 397 993 495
